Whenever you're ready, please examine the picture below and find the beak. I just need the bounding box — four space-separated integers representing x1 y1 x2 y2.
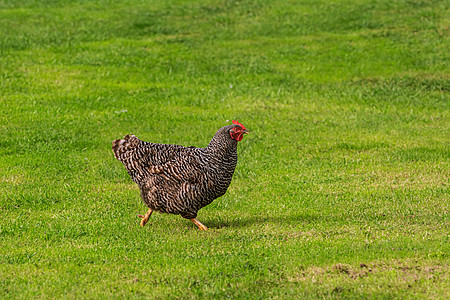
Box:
243 129 249 134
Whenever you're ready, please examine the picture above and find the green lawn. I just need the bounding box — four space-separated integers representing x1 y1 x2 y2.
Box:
1 0 449 298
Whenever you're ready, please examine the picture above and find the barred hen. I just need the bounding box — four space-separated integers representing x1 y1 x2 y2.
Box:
112 120 248 231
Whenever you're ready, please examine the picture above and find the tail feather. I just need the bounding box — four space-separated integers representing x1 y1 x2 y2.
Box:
112 134 150 184
112 134 139 162
112 133 186 185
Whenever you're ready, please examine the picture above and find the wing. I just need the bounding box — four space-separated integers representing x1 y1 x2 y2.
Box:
144 150 207 214
156 151 205 185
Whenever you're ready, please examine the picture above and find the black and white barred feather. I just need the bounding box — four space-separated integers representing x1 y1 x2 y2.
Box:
112 124 241 219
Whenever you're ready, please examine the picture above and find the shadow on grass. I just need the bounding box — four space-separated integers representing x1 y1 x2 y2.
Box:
207 214 334 229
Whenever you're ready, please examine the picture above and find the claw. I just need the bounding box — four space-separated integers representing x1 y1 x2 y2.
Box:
138 208 153 227
190 218 208 231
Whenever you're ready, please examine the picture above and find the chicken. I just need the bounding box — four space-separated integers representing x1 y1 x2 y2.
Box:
112 120 248 231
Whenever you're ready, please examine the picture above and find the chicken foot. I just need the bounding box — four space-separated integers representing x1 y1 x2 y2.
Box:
190 218 208 231
138 208 153 227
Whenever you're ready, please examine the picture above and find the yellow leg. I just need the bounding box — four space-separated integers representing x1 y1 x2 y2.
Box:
190 218 208 231
138 208 153 227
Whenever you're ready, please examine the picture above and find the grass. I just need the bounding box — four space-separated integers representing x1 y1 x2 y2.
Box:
0 0 449 298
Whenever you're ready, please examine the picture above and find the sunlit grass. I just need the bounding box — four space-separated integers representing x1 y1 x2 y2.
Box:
0 0 449 298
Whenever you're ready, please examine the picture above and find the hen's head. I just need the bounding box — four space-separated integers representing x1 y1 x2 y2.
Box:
208 120 248 150
229 120 248 142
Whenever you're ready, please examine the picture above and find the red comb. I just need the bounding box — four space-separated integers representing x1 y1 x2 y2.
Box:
232 120 246 130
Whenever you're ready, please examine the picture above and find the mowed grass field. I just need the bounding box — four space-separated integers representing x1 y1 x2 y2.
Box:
0 0 449 298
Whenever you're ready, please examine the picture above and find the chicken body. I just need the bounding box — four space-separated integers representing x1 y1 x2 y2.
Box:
112 123 246 229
